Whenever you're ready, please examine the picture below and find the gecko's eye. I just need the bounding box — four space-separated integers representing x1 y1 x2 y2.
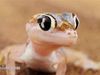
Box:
72 13 80 30
74 16 79 30
37 15 57 31
37 15 51 31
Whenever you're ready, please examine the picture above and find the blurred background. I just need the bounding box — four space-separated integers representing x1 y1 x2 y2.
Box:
0 0 100 62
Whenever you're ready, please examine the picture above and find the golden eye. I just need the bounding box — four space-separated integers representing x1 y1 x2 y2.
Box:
37 14 57 31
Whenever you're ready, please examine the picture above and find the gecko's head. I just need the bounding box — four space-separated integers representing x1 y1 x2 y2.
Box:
26 12 80 46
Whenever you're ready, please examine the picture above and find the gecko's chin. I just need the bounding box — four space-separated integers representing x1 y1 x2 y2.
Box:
26 23 78 46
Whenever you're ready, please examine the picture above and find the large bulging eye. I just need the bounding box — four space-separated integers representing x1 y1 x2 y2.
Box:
74 16 79 30
37 15 51 31
37 14 57 31
72 13 80 30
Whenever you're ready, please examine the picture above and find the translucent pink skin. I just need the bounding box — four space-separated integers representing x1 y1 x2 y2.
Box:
24 22 78 75
1 21 100 75
25 23 100 74
26 23 78 47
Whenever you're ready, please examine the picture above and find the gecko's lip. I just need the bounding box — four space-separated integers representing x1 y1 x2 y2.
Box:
26 23 78 46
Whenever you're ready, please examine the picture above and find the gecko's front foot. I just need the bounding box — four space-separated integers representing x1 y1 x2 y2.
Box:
75 59 100 73
83 61 100 71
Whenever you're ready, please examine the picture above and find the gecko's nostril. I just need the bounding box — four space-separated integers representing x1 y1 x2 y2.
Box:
67 32 71 35
74 31 76 34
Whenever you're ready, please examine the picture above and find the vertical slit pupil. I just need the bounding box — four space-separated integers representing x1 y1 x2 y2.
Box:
37 16 51 31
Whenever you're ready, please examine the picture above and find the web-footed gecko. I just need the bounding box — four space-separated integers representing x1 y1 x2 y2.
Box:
0 12 100 75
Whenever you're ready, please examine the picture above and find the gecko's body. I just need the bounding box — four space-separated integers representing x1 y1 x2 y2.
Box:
0 12 100 75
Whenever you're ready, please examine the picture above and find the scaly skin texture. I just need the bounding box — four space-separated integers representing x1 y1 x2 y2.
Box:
0 12 100 75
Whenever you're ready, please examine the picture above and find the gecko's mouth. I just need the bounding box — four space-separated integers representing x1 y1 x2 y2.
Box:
26 23 78 46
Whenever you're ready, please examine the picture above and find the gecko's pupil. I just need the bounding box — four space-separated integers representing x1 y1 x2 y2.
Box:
37 16 51 31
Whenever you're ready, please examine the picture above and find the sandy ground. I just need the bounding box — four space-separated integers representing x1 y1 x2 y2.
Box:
0 0 100 75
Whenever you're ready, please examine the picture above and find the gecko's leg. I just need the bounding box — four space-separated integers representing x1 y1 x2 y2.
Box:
61 47 100 71
74 57 100 71
5 52 16 75
56 57 67 75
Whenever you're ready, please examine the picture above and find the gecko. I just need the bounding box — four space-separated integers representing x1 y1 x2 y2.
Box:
0 12 100 75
